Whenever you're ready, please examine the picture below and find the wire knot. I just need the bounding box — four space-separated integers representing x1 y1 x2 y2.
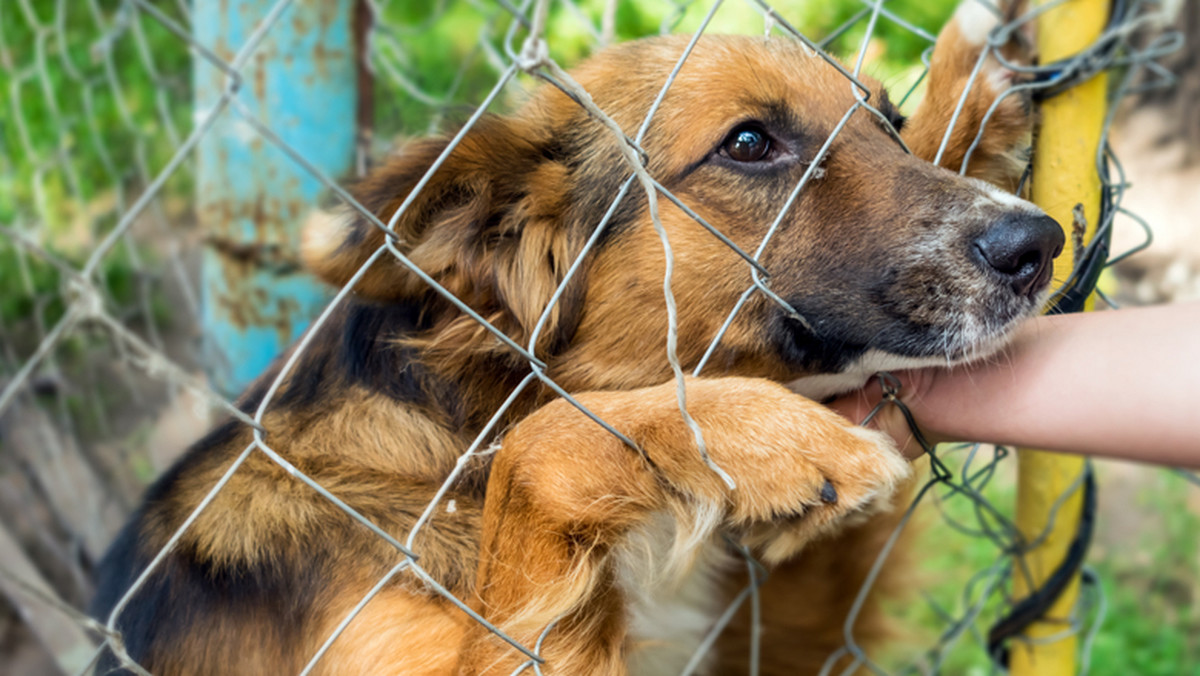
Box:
517 36 549 72
65 279 105 319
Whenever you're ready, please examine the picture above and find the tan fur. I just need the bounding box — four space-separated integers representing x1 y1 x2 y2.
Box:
96 7 1045 675
458 379 910 674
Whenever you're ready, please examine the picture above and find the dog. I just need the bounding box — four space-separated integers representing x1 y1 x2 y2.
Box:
92 3 1063 674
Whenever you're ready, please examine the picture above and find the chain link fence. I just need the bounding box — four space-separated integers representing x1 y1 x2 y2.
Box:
0 0 1188 674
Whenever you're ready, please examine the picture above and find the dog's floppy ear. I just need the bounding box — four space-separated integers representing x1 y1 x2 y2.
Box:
303 115 592 355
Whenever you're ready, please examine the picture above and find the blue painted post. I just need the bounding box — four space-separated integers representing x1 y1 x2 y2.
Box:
195 0 361 394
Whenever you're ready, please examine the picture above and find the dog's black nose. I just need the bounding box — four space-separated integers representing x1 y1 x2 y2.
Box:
973 213 1064 297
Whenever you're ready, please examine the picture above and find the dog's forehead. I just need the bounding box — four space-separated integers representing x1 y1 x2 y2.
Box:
634 39 859 101
535 35 884 166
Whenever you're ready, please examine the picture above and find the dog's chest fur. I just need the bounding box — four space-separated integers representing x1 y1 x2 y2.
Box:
616 513 735 675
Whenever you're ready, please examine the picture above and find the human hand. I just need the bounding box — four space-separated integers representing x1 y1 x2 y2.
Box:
829 304 1200 467
825 370 949 460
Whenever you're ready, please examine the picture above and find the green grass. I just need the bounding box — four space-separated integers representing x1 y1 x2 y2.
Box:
884 448 1021 674
1086 471 1200 675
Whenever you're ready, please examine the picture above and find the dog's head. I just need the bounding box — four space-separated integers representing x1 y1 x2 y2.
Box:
305 35 1061 396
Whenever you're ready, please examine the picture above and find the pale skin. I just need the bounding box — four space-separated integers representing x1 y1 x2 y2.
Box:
828 302 1200 468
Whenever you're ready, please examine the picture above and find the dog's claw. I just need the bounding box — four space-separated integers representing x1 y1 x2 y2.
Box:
820 479 838 504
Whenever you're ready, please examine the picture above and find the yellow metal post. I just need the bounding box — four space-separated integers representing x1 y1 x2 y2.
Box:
1012 0 1109 673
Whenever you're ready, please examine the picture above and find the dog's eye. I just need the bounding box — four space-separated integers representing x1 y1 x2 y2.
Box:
722 125 771 162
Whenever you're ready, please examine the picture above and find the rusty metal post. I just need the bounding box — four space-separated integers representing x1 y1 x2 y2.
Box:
195 0 361 394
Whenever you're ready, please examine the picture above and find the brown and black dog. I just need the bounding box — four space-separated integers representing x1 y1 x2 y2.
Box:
93 3 1063 674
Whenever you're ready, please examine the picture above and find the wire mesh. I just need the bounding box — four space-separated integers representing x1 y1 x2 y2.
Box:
0 0 1188 674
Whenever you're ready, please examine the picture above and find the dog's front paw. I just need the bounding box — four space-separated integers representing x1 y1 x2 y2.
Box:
649 378 911 563
742 424 910 564
904 0 1035 189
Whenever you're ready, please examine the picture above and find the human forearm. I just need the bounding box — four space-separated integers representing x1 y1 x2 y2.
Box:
836 303 1200 467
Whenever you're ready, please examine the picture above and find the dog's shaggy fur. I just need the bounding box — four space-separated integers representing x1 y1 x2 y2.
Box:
93 4 1062 674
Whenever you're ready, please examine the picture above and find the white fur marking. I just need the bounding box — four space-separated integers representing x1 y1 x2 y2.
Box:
954 0 1000 47
975 177 1042 213
301 208 353 262
787 349 955 400
616 512 731 676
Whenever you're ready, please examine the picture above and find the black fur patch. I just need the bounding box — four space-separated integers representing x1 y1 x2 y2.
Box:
874 88 906 134
91 527 321 674
340 301 443 403
252 299 467 426
771 312 867 374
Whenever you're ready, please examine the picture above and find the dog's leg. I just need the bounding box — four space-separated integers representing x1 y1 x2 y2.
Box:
714 486 916 675
904 0 1036 189
457 377 910 675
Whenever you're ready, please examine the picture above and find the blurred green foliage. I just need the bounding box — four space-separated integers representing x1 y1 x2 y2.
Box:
0 0 192 230
0 0 189 325
372 0 959 136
